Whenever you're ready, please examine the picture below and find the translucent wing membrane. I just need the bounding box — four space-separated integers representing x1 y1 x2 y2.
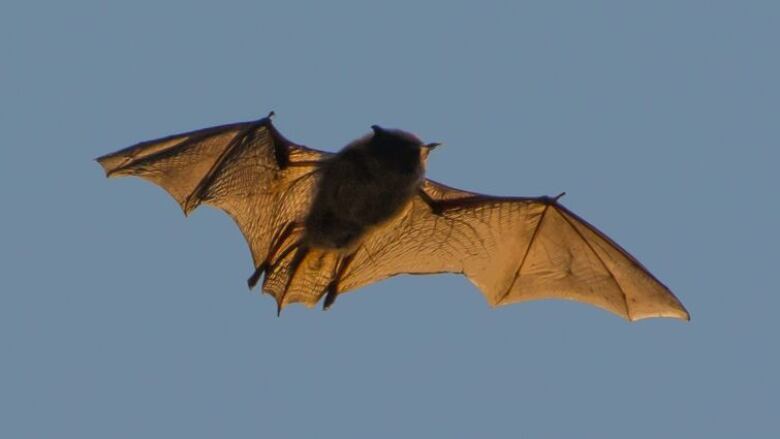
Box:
341 180 689 321
97 118 330 303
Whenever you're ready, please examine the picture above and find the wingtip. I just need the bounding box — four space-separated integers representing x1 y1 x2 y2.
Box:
94 152 128 178
662 297 691 322
627 306 691 322
95 155 111 177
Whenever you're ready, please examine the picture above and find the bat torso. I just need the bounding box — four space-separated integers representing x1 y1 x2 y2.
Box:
303 128 426 250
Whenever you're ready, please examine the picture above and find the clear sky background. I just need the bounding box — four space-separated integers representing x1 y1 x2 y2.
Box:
1 1 778 437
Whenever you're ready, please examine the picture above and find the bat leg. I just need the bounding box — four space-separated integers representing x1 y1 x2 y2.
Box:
323 252 356 310
247 263 267 289
247 222 300 289
323 284 338 310
417 188 444 216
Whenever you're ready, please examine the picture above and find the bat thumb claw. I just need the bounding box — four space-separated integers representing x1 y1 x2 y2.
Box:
540 192 566 204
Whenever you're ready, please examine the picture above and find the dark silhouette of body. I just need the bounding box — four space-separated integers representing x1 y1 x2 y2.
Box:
305 126 433 250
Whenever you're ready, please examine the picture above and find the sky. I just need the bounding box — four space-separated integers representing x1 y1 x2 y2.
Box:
1 1 778 437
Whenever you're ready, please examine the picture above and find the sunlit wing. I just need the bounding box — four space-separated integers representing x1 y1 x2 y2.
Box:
340 179 689 321
96 117 331 271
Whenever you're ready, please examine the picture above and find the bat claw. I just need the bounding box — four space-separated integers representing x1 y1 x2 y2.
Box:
258 111 277 128
540 192 566 205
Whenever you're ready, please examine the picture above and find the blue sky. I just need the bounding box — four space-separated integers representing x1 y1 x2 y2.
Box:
1 1 778 437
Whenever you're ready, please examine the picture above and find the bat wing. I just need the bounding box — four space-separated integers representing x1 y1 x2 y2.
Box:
97 116 330 286
338 179 689 321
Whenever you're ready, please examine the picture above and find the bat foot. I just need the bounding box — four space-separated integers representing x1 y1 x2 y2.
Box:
247 263 267 289
323 282 338 310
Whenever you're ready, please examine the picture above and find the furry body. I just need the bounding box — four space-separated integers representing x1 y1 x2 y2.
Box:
304 127 429 250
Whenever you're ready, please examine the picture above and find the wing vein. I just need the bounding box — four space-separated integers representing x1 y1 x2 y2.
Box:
182 122 259 214
498 203 548 305
555 207 631 319
104 122 251 177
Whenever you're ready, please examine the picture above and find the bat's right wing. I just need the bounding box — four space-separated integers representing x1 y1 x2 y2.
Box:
339 180 689 321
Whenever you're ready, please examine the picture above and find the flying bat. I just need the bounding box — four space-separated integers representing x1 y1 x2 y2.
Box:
97 113 689 321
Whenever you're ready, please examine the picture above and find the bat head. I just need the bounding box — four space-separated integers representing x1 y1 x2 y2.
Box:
370 125 440 163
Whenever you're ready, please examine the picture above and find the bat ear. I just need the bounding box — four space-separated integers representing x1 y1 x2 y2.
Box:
371 125 386 137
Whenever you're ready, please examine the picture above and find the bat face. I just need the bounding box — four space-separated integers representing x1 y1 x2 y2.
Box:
97 114 689 321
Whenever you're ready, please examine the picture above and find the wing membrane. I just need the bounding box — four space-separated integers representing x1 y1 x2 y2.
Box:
97 118 330 270
340 180 689 321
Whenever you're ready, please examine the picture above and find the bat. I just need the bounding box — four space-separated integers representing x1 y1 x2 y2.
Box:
97 112 689 321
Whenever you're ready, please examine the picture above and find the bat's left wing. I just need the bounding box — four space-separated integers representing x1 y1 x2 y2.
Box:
338 180 689 321
97 116 330 288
